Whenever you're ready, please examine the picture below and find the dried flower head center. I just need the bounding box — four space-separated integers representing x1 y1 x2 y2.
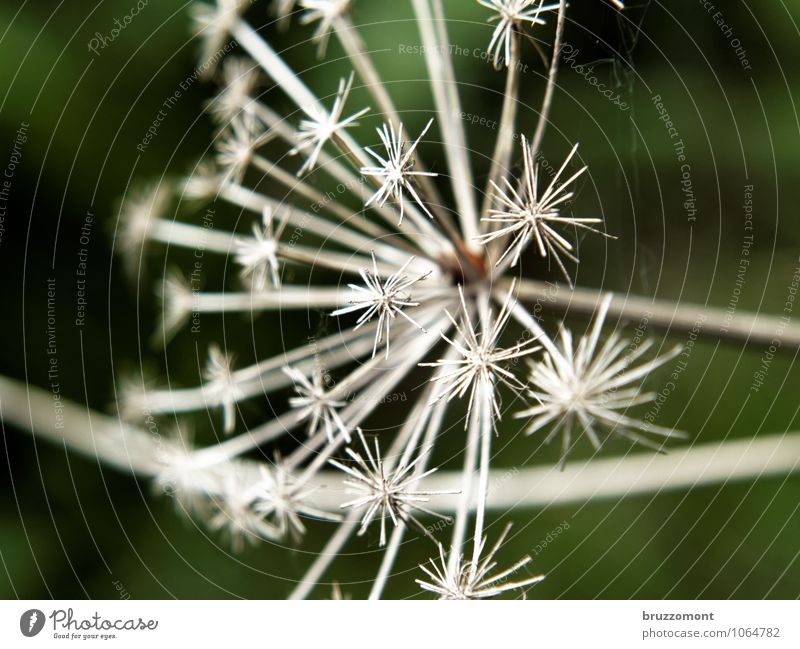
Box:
468 348 492 370
455 564 476 593
251 238 277 257
440 248 490 287
564 384 592 407
387 159 411 184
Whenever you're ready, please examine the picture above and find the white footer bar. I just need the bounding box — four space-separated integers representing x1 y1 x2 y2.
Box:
1 600 797 647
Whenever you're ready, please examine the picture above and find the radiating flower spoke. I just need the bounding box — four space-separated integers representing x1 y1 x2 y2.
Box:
361 119 438 224
118 183 172 275
417 523 543 599
254 460 342 541
477 0 559 68
204 345 244 434
208 458 342 548
332 252 429 358
4 0 706 604
206 56 261 122
291 72 369 175
284 366 350 443
154 434 220 516
300 0 352 57
215 111 276 183
516 294 685 465
182 160 224 202
235 206 290 290
191 0 253 75
477 137 610 285
207 469 281 551
274 0 300 24
329 428 455 546
422 282 540 423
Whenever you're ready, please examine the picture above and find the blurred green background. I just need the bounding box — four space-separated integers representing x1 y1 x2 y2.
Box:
0 0 799 599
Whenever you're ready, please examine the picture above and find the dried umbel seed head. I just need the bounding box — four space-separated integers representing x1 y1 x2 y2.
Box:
417 524 544 599
477 0 560 69
330 428 456 547
13 0 764 604
111 0 662 599
516 294 686 465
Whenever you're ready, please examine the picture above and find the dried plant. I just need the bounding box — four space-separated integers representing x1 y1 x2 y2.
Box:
5 0 800 602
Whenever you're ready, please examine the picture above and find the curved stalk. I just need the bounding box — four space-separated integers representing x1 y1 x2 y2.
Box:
482 31 521 219
502 277 800 349
4 378 799 512
0 376 158 476
422 431 800 509
331 14 454 230
367 351 455 600
412 0 480 246
530 0 567 157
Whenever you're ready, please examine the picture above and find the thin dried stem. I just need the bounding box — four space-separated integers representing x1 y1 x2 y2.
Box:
530 0 566 157
503 277 800 349
412 0 480 246
482 30 521 219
